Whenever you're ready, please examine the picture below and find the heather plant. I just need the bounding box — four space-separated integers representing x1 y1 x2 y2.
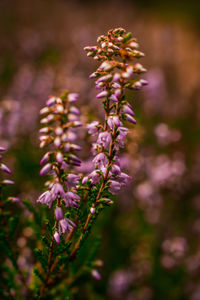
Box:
0 28 147 299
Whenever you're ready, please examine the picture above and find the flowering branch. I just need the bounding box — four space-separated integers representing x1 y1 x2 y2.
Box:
37 92 82 297
69 27 148 259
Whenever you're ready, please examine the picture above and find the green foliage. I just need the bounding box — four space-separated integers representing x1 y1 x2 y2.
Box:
34 249 48 271
123 32 132 42
33 267 45 283
9 215 19 240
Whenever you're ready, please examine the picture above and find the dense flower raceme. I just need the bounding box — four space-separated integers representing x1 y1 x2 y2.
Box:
37 92 82 242
84 28 147 202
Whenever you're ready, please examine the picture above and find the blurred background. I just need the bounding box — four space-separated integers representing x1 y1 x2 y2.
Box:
0 0 200 299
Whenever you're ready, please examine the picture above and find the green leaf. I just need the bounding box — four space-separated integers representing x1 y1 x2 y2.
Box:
123 32 132 43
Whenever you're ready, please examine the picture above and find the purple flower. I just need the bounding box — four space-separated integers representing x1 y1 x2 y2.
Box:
112 82 121 89
2 179 15 185
55 206 64 220
40 163 51 176
0 163 12 174
58 218 76 234
46 96 56 106
64 191 80 207
115 127 129 149
55 127 63 136
97 131 111 148
125 114 136 124
82 176 89 184
93 153 108 169
56 152 64 164
68 93 79 102
114 89 121 98
68 154 81 166
107 115 122 130
99 61 113 71
70 106 80 115
54 137 61 147
87 121 99 135
91 270 101 280
40 152 51 165
108 180 121 194
8 197 20 203
110 94 118 102
51 183 65 199
113 73 121 82
122 105 135 116
65 174 80 188
54 231 60 243
117 172 131 186
37 191 54 208
96 91 108 99
95 74 112 84
90 207 96 214
88 170 100 184
111 164 121 176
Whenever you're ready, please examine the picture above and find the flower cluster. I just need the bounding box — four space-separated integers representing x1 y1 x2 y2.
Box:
37 92 82 242
84 28 147 202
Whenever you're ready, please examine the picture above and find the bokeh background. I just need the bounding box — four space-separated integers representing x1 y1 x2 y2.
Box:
1 0 200 299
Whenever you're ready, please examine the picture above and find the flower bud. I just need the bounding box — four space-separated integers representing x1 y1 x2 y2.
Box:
99 61 113 71
91 270 101 280
8 197 20 203
125 114 136 124
2 179 15 185
54 137 61 147
0 163 11 174
68 93 79 102
55 127 63 136
96 91 108 99
40 152 51 165
56 152 64 164
46 97 56 106
55 206 64 220
54 231 60 243
40 163 51 176
90 207 96 214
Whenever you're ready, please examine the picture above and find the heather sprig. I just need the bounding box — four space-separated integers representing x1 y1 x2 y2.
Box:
68 28 147 259
37 92 82 242
85 29 147 204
